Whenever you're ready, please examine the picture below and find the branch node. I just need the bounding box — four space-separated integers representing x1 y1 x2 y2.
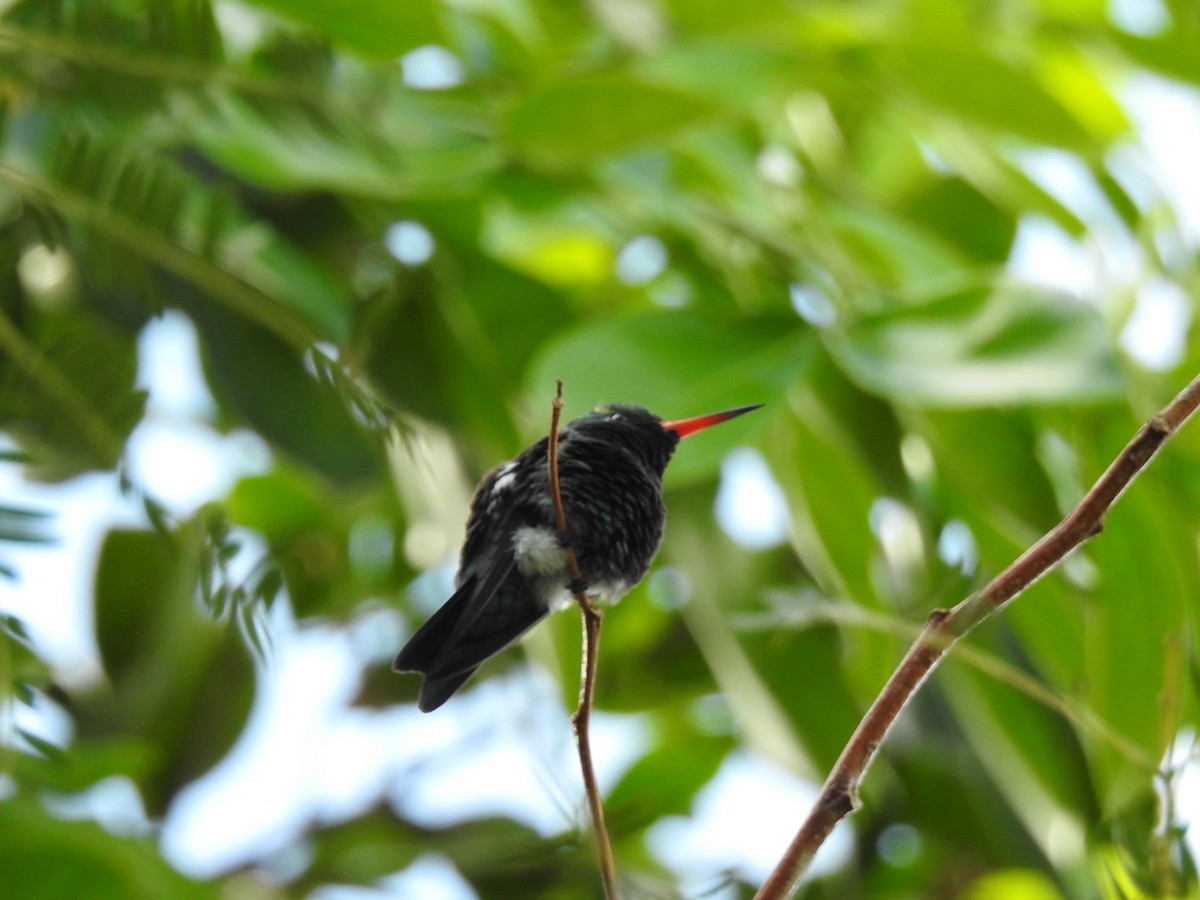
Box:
926 608 951 627
822 783 858 816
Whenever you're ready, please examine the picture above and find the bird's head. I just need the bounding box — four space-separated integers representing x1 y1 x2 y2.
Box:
566 402 762 474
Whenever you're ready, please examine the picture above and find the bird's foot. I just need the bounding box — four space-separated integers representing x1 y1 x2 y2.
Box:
568 576 590 597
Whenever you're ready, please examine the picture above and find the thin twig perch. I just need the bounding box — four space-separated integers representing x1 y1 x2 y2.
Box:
548 380 619 899
755 373 1200 899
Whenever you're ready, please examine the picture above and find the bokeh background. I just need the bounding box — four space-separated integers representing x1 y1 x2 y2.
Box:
2 0 1200 897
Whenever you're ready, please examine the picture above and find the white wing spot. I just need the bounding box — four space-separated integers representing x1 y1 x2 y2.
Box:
513 526 566 577
492 462 517 495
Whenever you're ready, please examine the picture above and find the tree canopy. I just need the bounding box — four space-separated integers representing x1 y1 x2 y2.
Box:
2 0 1200 897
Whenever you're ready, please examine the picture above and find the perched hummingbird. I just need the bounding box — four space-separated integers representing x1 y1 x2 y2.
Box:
394 402 761 712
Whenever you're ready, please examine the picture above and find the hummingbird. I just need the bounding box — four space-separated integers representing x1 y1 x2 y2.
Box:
393 402 762 712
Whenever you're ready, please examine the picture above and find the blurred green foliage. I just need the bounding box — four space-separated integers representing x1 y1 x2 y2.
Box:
1 0 1199 896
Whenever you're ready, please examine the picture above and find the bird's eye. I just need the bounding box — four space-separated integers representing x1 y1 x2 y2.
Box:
608 412 623 422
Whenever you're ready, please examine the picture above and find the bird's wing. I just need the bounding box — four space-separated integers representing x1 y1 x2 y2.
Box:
394 515 549 678
391 550 515 674
394 445 553 708
419 578 547 681
394 555 549 712
416 666 480 713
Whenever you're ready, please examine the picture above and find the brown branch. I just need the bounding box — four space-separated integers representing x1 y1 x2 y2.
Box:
548 380 619 899
755 373 1200 899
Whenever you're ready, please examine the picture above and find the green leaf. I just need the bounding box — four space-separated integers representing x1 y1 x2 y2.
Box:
660 0 794 33
879 42 1092 148
92 529 191 685
504 75 717 169
0 308 144 479
298 808 592 896
763 354 898 610
830 286 1123 407
360 265 523 464
909 406 1097 707
15 738 160 794
1114 31 1200 85
239 0 444 57
226 470 330 541
177 91 498 200
635 39 800 107
0 1 224 122
3 613 49 695
1039 47 1128 143
911 407 1061 543
0 796 215 900
191 304 379 484
85 527 256 815
943 659 1100 828
902 177 1017 265
11 126 351 344
5 0 223 63
0 503 53 544
740 615 868 772
1078 435 1197 802
828 202 968 286
607 728 732 830
663 492 820 773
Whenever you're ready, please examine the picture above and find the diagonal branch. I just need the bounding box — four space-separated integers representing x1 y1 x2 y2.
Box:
547 380 619 899
755 373 1200 899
